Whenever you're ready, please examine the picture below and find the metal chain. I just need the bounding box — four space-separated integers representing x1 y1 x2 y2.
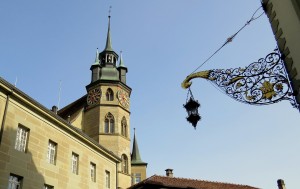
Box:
186 87 196 102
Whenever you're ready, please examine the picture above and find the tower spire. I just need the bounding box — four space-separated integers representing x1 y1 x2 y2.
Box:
104 6 113 51
94 48 99 64
90 48 101 82
118 51 126 67
91 48 100 66
131 128 147 165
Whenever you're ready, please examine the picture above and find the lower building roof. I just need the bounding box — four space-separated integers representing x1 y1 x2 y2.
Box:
128 175 259 189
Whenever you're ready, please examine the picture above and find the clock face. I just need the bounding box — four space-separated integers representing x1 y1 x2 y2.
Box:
117 89 129 108
87 88 101 105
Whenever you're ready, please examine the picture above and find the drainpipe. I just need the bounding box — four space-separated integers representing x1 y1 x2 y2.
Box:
0 93 11 145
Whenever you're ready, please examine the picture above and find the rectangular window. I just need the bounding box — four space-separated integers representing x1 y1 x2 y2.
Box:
90 162 96 182
135 173 141 184
105 171 110 188
132 173 141 184
71 152 79 174
15 125 29 152
44 184 54 189
47 140 57 165
8 174 23 189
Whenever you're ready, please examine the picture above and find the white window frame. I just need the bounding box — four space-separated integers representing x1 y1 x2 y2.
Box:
132 173 141 184
105 171 110 188
15 125 29 152
134 173 141 184
90 162 96 182
47 140 57 165
8 174 23 189
71 152 79 174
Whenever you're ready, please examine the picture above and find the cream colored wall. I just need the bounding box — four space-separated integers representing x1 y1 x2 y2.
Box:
69 108 84 130
83 107 100 142
83 84 131 141
263 0 300 103
118 172 131 189
271 0 300 76
100 85 132 188
0 90 118 189
84 84 132 188
58 82 135 188
131 165 147 182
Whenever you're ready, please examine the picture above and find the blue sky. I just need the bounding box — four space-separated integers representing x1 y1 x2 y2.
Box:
1 1 300 188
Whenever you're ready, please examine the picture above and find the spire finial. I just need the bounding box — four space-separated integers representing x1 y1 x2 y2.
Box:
108 6 112 18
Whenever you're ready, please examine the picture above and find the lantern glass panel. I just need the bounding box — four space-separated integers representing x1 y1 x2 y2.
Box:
192 109 198 114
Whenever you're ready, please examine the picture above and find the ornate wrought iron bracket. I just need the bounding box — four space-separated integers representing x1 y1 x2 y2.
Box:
182 51 299 111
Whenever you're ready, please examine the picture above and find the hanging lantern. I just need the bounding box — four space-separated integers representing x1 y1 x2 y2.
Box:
183 88 201 129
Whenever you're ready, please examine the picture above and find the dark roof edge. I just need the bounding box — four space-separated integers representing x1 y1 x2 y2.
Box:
131 162 148 166
57 94 87 116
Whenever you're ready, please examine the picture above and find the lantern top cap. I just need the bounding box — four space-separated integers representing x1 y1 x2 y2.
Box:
184 97 200 109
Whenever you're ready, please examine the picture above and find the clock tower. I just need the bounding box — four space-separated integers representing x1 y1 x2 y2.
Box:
85 15 132 187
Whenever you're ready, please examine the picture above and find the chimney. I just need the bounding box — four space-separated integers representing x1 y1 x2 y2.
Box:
51 106 58 114
277 179 286 189
165 169 173 177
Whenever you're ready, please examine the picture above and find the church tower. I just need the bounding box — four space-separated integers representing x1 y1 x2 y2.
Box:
85 15 132 187
57 14 145 188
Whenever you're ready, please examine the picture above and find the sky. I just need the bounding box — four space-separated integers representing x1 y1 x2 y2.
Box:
1 1 300 188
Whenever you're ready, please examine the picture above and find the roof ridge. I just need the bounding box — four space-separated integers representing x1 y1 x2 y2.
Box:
152 175 259 188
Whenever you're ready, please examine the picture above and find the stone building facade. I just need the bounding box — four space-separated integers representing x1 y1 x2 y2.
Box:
0 15 147 189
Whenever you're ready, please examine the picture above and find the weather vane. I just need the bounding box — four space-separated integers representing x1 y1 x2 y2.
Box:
109 6 112 17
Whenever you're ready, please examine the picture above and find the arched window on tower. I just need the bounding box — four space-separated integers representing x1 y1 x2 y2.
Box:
121 154 128 174
104 113 115 134
121 117 127 137
106 88 114 101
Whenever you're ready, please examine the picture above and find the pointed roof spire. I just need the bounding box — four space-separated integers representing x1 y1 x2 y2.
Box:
95 48 99 60
104 6 113 51
118 51 126 68
131 128 147 165
91 48 100 66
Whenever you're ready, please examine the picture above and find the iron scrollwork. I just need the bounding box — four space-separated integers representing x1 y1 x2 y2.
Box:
182 51 299 110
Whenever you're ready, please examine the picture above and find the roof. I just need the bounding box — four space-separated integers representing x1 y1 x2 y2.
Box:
57 94 86 118
128 175 259 189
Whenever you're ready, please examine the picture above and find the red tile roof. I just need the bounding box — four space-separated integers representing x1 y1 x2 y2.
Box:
128 175 259 189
